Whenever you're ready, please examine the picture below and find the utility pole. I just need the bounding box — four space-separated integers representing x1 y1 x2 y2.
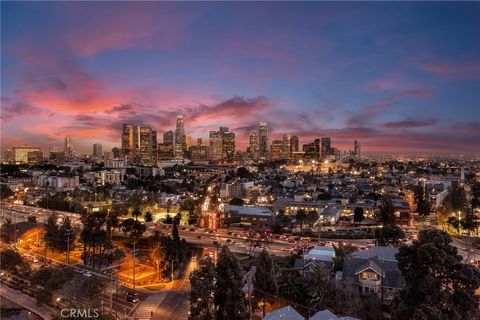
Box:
380 270 384 320
13 211 17 248
66 228 72 265
132 241 138 289
109 269 113 313
115 265 119 318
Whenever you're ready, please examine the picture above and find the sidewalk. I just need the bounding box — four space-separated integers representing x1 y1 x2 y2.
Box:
0 284 56 320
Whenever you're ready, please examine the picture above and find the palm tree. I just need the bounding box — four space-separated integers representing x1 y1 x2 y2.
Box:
132 209 141 221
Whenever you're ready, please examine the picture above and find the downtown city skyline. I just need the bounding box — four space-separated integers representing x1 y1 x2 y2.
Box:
1 1 480 155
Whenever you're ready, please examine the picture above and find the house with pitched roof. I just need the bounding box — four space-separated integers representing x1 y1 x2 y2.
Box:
340 246 405 300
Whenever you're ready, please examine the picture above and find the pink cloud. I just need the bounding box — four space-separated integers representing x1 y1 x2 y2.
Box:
60 4 194 57
421 58 480 80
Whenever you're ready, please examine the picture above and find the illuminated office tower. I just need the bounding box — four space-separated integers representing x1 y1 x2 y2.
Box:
163 130 174 145
64 135 74 160
258 121 269 159
122 124 135 158
92 143 103 161
248 130 258 159
290 135 299 157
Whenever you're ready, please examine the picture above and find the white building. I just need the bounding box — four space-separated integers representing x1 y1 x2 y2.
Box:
33 175 80 191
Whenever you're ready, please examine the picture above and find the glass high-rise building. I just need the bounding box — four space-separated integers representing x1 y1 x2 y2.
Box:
64 135 74 160
248 130 258 159
258 121 269 159
174 115 186 158
290 135 299 157
163 130 174 145
209 127 235 162
121 124 157 164
92 143 103 161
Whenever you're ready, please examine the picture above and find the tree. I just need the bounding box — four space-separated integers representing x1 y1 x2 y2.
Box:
375 224 405 246
189 257 216 320
305 210 319 227
132 208 142 221
144 211 153 222
471 182 480 209
353 207 364 223
413 184 431 216
44 212 60 250
392 229 480 320
254 250 278 295
149 243 167 281
214 246 246 320
443 183 467 212
278 269 307 305
333 242 357 272
377 196 395 225
0 249 28 274
296 209 307 233
0 184 14 199
462 207 480 236
236 167 250 179
80 210 110 269
447 216 461 234
229 197 244 206
306 264 332 311
121 218 146 240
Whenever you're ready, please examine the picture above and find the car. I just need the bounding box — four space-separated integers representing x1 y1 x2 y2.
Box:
32 257 39 263
125 292 139 303
82 271 93 277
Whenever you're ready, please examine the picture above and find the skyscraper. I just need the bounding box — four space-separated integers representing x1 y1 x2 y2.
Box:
290 135 299 157
185 133 192 149
121 124 135 158
209 127 235 162
92 143 103 161
303 139 320 160
354 140 361 157
138 126 156 164
121 124 157 164
174 116 186 158
281 134 291 159
12 146 42 164
222 131 235 162
258 121 269 159
163 130 174 145
209 130 223 161
270 140 283 160
248 130 258 159
321 137 332 158
64 135 74 160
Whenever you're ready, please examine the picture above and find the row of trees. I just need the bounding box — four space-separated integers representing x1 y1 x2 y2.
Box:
189 247 381 320
189 247 246 320
149 223 188 280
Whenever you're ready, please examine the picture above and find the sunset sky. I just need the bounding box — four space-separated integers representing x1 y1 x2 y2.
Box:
1 1 479 155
